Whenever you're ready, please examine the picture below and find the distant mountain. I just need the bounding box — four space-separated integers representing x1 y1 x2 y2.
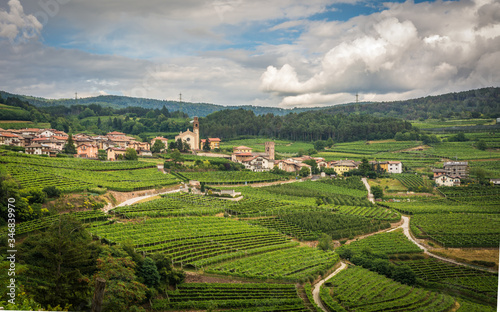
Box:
0 91 320 117
1 87 499 119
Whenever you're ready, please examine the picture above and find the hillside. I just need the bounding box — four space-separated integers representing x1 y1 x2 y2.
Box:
1 87 499 119
0 91 317 117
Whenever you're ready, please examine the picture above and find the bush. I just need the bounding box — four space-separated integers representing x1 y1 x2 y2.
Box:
88 187 107 195
43 186 61 198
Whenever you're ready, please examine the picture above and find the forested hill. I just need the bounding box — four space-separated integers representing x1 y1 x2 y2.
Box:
200 109 413 142
320 87 500 120
0 91 316 117
1 87 498 119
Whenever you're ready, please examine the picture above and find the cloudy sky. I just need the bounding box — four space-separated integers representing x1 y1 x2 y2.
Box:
0 0 499 107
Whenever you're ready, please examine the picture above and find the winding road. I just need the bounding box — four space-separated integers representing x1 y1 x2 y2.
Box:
361 177 375 203
312 262 347 311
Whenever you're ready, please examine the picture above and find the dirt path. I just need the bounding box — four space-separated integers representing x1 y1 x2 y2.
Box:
312 261 347 312
361 177 375 203
394 216 497 273
103 188 181 213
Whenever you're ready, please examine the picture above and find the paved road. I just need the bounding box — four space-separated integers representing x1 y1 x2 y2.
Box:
312 262 347 312
361 177 375 203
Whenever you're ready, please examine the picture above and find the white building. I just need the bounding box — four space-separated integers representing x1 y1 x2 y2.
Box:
434 175 461 187
387 161 403 174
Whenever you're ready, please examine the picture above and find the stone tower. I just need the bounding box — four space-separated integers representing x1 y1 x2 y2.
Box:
265 141 275 160
193 117 200 150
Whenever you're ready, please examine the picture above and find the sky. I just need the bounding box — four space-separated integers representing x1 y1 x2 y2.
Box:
0 0 499 107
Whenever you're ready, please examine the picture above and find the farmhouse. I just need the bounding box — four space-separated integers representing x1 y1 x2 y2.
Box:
77 143 98 158
329 160 359 176
434 175 461 186
231 142 276 171
443 161 469 178
200 138 221 150
107 147 127 161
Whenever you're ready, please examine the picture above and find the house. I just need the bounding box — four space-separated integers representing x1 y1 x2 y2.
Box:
25 144 45 155
329 160 359 176
490 178 500 186
107 147 127 161
77 143 98 158
432 169 448 178
37 129 57 137
443 161 469 178
242 155 274 172
200 138 221 150
386 161 403 174
434 175 461 187
233 146 253 154
129 141 151 152
0 133 23 146
174 117 200 151
276 159 311 174
139 150 153 157
232 152 254 163
150 136 169 150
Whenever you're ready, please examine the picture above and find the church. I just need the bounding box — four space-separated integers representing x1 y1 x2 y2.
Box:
175 117 200 151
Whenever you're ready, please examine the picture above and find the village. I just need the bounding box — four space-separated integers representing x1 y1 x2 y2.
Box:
0 117 476 188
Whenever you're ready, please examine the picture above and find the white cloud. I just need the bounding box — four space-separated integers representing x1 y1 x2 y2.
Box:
261 0 500 106
0 0 42 41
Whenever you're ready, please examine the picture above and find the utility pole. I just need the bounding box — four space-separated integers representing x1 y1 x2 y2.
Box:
356 93 359 103
179 93 182 102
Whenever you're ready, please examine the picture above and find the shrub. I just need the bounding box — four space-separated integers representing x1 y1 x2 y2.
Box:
43 186 61 198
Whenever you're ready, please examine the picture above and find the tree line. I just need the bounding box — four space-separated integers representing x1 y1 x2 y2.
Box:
199 108 413 142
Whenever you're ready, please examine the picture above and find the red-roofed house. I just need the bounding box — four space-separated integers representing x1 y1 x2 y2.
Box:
77 143 98 158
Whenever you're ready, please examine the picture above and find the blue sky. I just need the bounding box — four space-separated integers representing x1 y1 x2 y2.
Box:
0 0 498 107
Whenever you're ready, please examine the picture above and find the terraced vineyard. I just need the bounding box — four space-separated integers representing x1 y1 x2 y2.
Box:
411 213 500 247
394 174 425 189
206 247 339 282
387 199 500 215
335 205 400 221
321 266 456 311
171 171 284 184
89 217 297 268
398 258 498 301
2 210 109 236
152 283 310 311
3 162 179 192
111 192 226 218
245 217 319 240
279 211 391 240
336 229 423 256
0 153 154 170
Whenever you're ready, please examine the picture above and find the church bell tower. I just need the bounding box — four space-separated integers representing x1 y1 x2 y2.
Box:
193 117 200 150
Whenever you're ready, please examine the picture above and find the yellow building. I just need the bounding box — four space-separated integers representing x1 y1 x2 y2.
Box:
328 160 359 176
200 138 221 150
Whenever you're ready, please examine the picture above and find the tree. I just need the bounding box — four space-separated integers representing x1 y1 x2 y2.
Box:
318 233 333 251
313 140 327 151
124 148 138 161
326 137 334 148
170 150 183 165
97 149 107 160
391 264 416 285
139 257 160 288
19 215 101 309
303 159 319 174
203 138 211 152
92 246 147 312
371 186 383 199
151 139 166 153
42 185 61 198
476 140 487 151
299 166 310 177
63 134 76 154
358 158 370 175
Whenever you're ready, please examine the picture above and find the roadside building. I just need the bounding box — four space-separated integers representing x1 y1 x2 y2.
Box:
434 175 461 186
